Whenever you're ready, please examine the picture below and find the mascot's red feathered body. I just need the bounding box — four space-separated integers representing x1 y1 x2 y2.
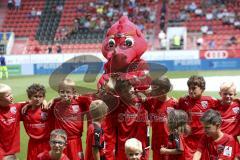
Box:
97 16 151 160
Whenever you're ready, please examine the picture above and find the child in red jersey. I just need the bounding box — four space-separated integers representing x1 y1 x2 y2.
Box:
51 78 90 160
193 109 238 160
85 100 108 160
37 129 69 160
113 80 150 160
177 75 216 160
125 138 143 160
0 83 23 160
215 82 240 140
22 83 53 160
160 109 190 160
146 76 178 160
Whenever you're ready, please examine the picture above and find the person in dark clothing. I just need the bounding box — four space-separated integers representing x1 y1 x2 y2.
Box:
56 45 62 54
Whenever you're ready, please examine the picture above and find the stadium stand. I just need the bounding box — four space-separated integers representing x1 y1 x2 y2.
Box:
1 0 45 37
167 0 240 50
0 0 240 54
0 0 161 54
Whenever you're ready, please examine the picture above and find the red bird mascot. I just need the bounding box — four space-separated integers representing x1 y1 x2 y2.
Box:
97 16 151 160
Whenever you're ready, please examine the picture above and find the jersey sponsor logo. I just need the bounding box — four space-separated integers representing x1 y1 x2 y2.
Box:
201 101 208 109
72 105 79 113
222 118 237 123
223 146 232 157
190 111 204 116
10 106 17 114
232 107 240 114
118 112 147 122
1 117 16 125
41 112 48 121
149 113 167 122
95 132 100 137
28 123 46 128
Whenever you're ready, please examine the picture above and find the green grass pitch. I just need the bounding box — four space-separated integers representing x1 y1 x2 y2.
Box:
1 70 240 159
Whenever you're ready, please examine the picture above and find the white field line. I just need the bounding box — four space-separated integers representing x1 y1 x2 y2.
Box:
171 76 240 91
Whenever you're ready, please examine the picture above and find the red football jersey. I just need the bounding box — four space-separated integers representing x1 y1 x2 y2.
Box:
115 102 149 160
52 97 90 160
22 107 53 140
177 95 216 160
215 100 240 139
148 97 177 150
0 103 22 156
101 110 118 160
53 98 88 137
167 133 186 160
85 123 105 160
37 151 69 160
197 133 237 160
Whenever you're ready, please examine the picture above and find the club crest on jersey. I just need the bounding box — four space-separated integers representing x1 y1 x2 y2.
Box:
41 112 48 121
232 107 240 114
72 105 79 113
223 146 232 157
10 107 17 114
201 101 208 109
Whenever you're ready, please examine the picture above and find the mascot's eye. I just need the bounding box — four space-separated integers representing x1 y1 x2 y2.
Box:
108 39 115 47
125 37 134 47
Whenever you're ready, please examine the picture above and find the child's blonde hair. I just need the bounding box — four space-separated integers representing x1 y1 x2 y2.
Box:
58 78 76 90
0 83 11 95
125 138 143 154
220 82 236 94
90 100 108 121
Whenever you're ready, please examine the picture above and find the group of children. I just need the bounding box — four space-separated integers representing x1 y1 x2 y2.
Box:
0 74 240 160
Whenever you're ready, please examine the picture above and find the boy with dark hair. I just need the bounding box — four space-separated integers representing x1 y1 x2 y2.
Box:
101 79 150 160
22 83 53 160
177 75 216 159
193 109 238 160
146 76 178 160
85 100 108 160
160 109 190 160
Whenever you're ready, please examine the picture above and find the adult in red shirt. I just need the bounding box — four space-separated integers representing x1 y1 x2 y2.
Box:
145 76 178 160
37 129 69 160
215 82 240 140
114 80 150 160
177 75 216 160
160 110 190 160
0 83 23 159
22 84 53 160
51 78 90 160
193 109 238 160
